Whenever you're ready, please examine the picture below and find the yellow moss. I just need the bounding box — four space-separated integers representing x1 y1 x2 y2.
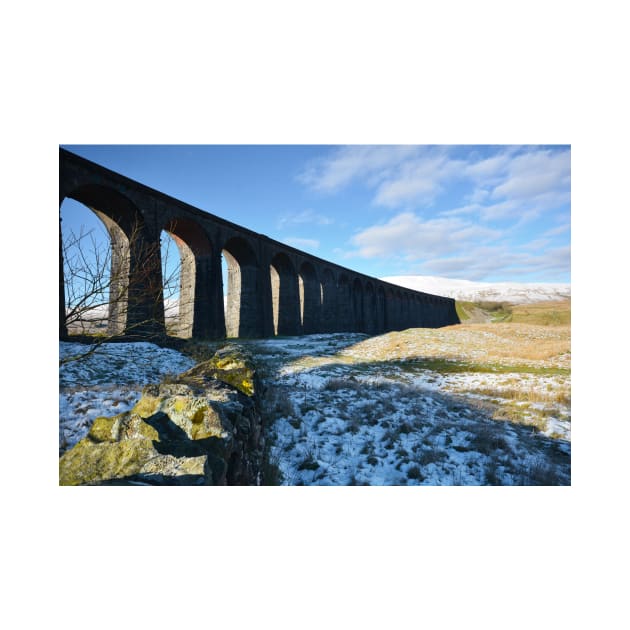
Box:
59 438 157 485
132 395 160 418
87 416 117 443
189 406 224 440
240 378 254 396
214 357 234 370
171 397 188 413
212 368 255 396
124 415 160 442
191 407 206 424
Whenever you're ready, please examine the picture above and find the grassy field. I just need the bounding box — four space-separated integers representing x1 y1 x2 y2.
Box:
456 298 571 326
215 298 572 485
510 299 571 326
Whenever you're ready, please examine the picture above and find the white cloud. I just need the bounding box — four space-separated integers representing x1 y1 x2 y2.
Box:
349 212 500 260
466 188 491 204
543 222 571 237
277 209 334 228
297 145 418 193
298 146 570 223
439 204 481 217
417 244 570 282
491 149 570 202
464 153 511 180
478 199 519 221
347 209 570 281
296 146 571 280
373 154 464 207
281 237 320 251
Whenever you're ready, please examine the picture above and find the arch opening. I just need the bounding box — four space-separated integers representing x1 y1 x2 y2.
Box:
270 252 300 336
161 218 213 339
60 197 125 336
62 184 164 337
222 237 259 338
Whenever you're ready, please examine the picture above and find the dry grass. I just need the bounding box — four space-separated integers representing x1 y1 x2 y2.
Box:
339 319 570 369
473 386 570 405
263 385 296 419
460 323 570 363
510 300 571 326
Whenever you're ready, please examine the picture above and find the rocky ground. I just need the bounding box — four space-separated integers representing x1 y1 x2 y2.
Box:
59 314 570 485
237 322 571 485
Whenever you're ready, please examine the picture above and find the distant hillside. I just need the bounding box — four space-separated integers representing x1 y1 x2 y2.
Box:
380 275 571 304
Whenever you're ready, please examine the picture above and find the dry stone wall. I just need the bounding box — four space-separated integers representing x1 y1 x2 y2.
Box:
59 346 265 486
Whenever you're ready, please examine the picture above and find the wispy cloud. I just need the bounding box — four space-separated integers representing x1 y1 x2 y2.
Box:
297 145 418 193
298 145 570 219
543 222 571 238
347 208 570 281
349 212 500 260
416 244 570 282
281 237 320 251
277 209 334 229
298 145 570 281
373 153 464 208
491 149 570 201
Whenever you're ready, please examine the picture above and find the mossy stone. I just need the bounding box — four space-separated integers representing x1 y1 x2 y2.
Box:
178 347 257 396
59 438 157 486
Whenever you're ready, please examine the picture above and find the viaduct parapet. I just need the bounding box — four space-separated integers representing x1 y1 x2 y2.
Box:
59 148 460 340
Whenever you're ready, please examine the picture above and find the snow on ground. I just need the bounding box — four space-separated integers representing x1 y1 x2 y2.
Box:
244 332 571 486
59 342 196 454
59 328 571 485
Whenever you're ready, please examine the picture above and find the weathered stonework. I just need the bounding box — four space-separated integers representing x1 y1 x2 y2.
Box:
60 148 460 340
59 346 264 486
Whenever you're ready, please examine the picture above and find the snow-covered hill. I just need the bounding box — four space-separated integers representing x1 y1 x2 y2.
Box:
380 275 571 304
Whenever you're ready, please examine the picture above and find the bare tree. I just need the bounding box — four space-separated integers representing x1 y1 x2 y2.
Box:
60 220 183 365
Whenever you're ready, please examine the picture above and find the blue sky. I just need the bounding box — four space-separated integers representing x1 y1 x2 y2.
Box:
61 144 570 283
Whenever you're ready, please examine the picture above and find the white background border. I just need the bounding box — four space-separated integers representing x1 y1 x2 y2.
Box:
3 1 627 628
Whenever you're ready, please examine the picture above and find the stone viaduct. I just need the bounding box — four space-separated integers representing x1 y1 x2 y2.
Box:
59 148 459 340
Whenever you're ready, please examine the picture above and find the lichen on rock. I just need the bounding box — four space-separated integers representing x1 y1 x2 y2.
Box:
59 345 264 486
177 344 258 397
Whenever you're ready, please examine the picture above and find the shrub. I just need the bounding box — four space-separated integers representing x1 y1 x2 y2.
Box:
407 465 423 480
297 454 319 471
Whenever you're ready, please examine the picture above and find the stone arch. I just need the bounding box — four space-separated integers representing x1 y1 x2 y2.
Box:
60 184 163 337
162 217 214 338
437 298 448 327
414 294 424 328
400 292 408 329
428 296 437 327
320 268 336 333
298 260 320 334
352 278 365 332
222 236 259 338
376 286 386 332
337 273 352 331
419 295 429 328
364 282 376 334
396 290 405 330
386 288 396 331
403 293 412 329
270 252 300 335
65 184 144 236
